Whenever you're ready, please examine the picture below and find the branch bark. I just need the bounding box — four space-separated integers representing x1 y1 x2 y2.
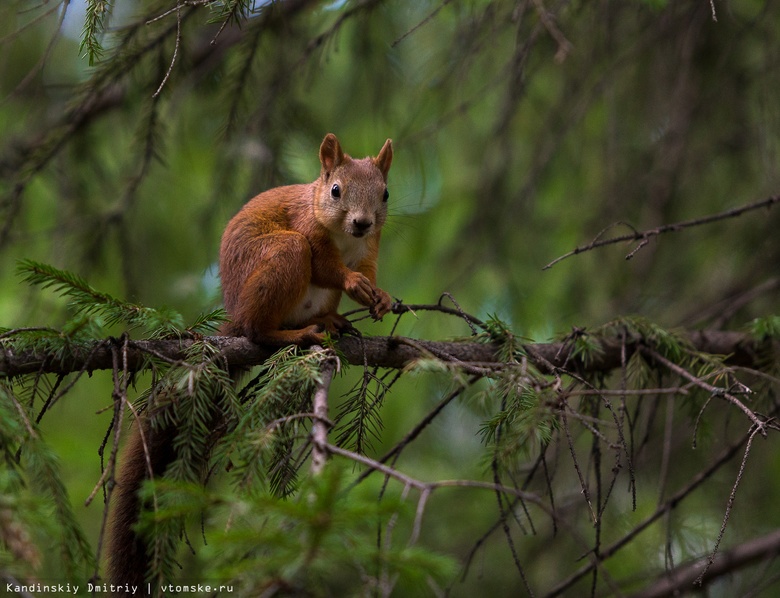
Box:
0 329 773 378
310 346 338 476
630 527 780 598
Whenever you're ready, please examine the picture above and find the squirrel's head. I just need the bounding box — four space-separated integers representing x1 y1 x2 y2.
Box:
314 133 393 239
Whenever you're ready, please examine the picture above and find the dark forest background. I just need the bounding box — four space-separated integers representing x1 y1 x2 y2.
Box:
1 1 780 596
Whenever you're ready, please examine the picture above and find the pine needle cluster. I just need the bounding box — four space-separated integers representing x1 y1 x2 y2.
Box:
0 383 94 579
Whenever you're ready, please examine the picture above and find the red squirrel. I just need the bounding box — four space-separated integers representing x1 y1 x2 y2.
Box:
107 134 394 589
219 132 394 343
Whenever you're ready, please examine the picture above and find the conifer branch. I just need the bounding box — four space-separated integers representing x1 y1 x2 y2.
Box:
80 0 113 66
0 328 773 378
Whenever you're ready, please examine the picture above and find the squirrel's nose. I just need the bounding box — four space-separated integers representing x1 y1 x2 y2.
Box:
353 218 373 232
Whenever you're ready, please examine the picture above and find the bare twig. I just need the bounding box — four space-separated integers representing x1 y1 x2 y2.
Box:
560 401 595 522
354 377 478 485
544 195 780 270
1 0 71 103
151 1 183 98
391 0 453 47
310 346 339 475
531 0 573 62
332 442 624 596
146 0 210 24
694 423 768 585
85 337 130 507
544 421 766 597
642 347 766 434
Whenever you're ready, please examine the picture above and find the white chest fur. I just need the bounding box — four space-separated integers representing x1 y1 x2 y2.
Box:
283 234 370 327
284 285 336 326
334 233 370 269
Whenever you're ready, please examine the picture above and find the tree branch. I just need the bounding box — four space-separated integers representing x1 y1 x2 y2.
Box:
310 346 338 475
544 195 780 269
0 329 773 378
629 527 780 598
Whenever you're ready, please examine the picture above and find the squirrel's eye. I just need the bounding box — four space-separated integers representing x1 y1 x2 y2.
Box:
383 188 389 202
331 184 341 199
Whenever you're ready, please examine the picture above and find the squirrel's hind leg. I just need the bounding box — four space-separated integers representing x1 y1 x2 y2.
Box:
231 232 326 346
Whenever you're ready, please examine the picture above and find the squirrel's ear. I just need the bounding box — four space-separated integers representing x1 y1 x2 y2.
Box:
319 133 345 174
374 138 393 180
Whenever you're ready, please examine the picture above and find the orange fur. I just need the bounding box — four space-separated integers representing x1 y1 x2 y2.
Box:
219 133 393 345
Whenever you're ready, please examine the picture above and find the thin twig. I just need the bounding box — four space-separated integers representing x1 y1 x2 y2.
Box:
544 195 780 270
353 377 479 485
151 1 183 98
391 0 452 47
2 0 71 103
633 528 780 598
642 347 765 434
531 0 573 62
694 423 767 585
85 337 129 506
146 0 210 24
0 327 60 340
544 420 767 597
560 401 596 523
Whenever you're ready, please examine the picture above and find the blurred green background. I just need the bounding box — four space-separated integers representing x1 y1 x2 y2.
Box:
1 0 780 595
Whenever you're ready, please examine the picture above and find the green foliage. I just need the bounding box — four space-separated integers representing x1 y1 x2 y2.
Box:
0 383 93 579
2 1 780 595
0 318 102 362
334 370 393 455
477 369 557 470
599 316 691 361
80 0 113 66
17 259 184 335
122 336 460 593
1 264 234 585
626 350 652 389
214 347 329 496
209 0 255 28
749 315 780 340
481 314 526 363
570 329 605 368
15 260 226 340
137 465 457 596
186 308 230 335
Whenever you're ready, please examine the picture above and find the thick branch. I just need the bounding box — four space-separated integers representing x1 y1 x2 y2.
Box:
0 329 772 378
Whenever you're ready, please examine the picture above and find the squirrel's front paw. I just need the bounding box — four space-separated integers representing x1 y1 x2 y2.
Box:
344 272 375 306
370 288 393 320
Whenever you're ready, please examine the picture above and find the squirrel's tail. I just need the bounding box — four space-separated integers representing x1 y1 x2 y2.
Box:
107 419 175 592
107 365 245 593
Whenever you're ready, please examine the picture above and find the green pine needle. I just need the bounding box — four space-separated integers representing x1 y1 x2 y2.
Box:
80 0 113 66
17 259 184 335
